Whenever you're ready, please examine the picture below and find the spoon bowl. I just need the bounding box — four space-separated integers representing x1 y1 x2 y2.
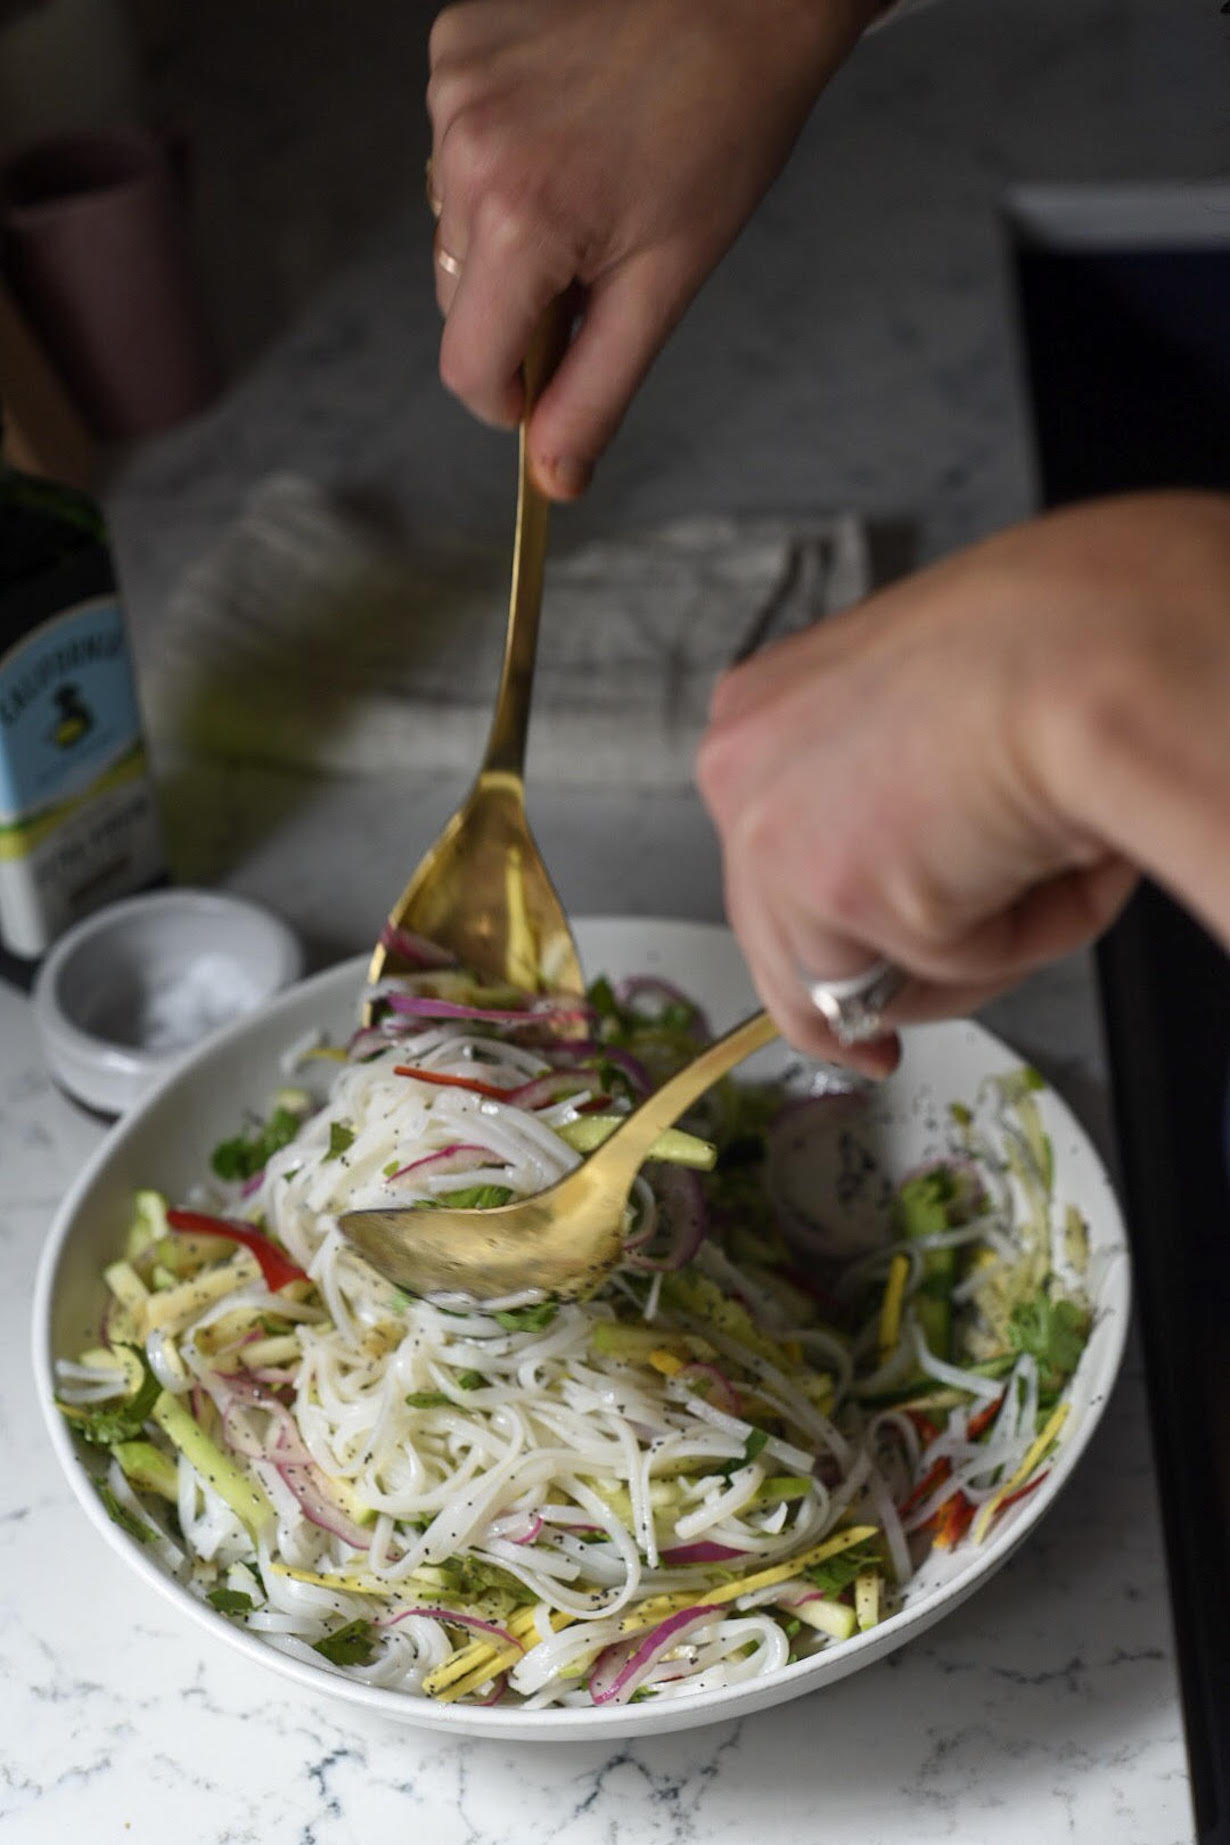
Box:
366 303 582 1001
339 1010 776 1300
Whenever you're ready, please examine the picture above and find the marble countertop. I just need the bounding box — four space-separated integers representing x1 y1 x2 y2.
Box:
3 1 1220 1832
0 765 1195 1845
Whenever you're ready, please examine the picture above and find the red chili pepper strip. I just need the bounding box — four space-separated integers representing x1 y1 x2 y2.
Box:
393 1066 511 1100
899 1456 952 1518
166 1207 309 1292
905 1409 942 1446
989 1471 1050 1522
933 1491 976 1550
967 1393 1006 1441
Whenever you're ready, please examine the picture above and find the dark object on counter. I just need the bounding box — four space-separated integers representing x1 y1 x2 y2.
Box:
0 434 165 971
1011 182 1230 1845
0 127 218 439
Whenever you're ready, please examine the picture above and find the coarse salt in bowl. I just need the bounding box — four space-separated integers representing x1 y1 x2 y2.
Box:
32 887 304 1115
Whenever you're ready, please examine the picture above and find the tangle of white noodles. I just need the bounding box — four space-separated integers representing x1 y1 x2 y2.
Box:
94 1017 1062 1710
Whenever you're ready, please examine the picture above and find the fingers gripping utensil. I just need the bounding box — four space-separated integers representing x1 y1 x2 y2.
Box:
339 1010 777 1301
365 302 583 1003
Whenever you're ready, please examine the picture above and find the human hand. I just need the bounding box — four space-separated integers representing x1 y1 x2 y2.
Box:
697 493 1230 1072
426 0 877 498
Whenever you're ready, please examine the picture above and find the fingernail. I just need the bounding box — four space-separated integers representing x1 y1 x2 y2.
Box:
544 456 593 499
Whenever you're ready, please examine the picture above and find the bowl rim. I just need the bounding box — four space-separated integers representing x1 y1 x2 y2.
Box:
32 921 1132 1739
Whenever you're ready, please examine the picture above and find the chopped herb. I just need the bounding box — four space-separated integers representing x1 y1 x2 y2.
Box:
210 1105 302 1183
780 1614 803 1640
717 1425 770 1480
494 1301 558 1333
241 1559 264 1586
803 1539 880 1596
405 1390 453 1409
97 1481 156 1545
207 1586 255 1615
587 975 619 1020
312 1619 378 1667
949 1102 973 1128
59 1345 161 1446
383 1159 401 1178
326 1121 355 1162
456 1370 486 1390
1008 1295 1090 1399
419 1184 515 1213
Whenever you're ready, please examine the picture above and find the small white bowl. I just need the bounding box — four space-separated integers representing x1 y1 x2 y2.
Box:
32 888 304 1115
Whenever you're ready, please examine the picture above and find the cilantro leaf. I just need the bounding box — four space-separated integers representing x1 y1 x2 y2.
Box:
803 1539 880 1597
1008 1295 1090 1398
210 1105 302 1183
405 1390 453 1409
207 1586 255 1615
456 1370 486 1390
97 1482 156 1545
419 1184 515 1213
60 1344 162 1447
493 1301 558 1332
312 1619 378 1667
716 1425 770 1481
325 1121 355 1162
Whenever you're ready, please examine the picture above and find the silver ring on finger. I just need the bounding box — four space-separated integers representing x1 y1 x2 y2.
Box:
805 958 907 1046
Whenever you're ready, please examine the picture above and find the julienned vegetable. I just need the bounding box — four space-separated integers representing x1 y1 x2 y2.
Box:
55 969 1090 1711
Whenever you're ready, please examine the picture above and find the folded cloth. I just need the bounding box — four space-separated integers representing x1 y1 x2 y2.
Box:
140 473 873 788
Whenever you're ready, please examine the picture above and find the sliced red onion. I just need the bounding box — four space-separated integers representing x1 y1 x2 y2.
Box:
383 993 591 1030
625 1165 708 1273
240 1168 266 1199
489 1511 545 1545
675 1361 743 1418
589 1604 720 1705
766 1092 890 1264
546 1043 653 1097
274 1460 372 1549
386 1142 503 1182
660 1541 748 1565
474 1671 508 1706
379 924 456 968
380 1607 521 1649
504 1070 603 1110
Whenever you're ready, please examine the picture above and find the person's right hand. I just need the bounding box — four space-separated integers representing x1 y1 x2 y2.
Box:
426 0 878 499
697 492 1230 1071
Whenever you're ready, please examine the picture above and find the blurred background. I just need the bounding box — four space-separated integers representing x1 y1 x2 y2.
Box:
1 0 1226 933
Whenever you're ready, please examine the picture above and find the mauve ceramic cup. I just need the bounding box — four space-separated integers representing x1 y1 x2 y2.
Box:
0 126 218 438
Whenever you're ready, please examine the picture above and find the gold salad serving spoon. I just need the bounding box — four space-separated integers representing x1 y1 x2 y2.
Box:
340 1008 776 1301
346 305 778 1300
364 301 583 1005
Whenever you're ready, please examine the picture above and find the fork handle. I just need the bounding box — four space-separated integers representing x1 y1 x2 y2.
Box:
594 1010 778 1189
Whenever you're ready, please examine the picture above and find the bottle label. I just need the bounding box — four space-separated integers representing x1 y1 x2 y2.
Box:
0 595 164 956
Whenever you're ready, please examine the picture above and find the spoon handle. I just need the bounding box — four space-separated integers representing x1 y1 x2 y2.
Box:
481 297 573 779
595 1011 778 1188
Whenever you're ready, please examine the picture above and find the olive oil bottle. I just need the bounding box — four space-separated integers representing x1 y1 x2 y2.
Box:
0 433 164 973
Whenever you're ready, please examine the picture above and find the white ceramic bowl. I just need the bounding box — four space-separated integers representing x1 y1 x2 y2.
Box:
32 917 1131 1740
32 887 304 1115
